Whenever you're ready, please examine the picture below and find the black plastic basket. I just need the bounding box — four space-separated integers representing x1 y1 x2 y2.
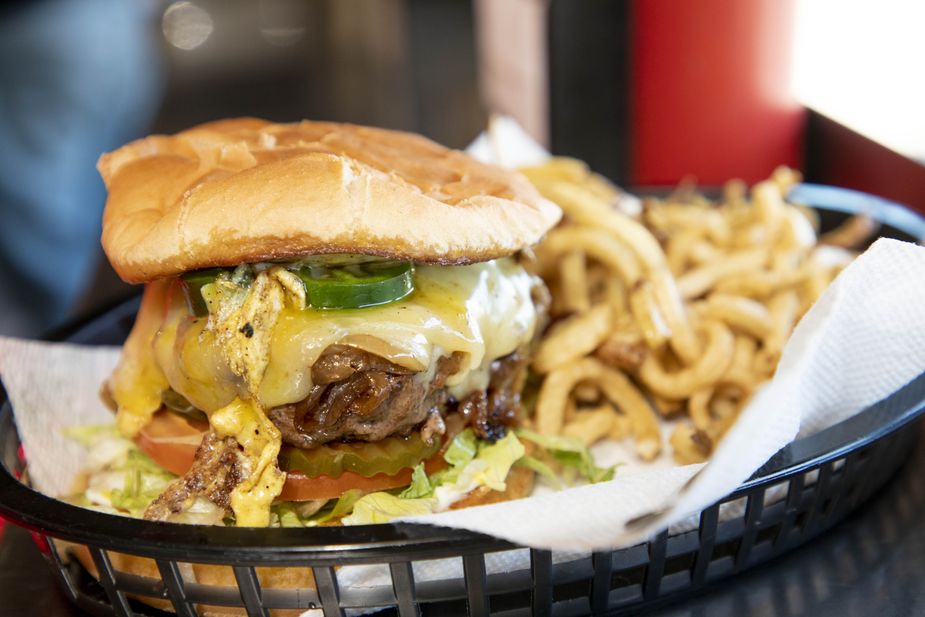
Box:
1 183 924 617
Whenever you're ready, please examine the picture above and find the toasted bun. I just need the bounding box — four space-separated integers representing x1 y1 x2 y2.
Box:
67 467 533 616
99 118 561 283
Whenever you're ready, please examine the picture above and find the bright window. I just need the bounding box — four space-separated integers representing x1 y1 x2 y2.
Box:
794 0 925 161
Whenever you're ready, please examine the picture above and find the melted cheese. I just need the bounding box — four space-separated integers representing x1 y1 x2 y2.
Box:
109 280 170 437
210 397 286 526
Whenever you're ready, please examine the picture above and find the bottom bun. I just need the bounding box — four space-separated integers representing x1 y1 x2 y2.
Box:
66 466 534 616
68 542 314 617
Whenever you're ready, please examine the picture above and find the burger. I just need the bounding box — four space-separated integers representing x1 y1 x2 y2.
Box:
88 118 562 527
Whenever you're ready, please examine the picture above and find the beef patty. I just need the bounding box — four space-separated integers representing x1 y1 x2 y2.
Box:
268 345 528 448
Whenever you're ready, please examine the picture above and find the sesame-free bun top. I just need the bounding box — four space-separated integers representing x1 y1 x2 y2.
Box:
98 118 561 283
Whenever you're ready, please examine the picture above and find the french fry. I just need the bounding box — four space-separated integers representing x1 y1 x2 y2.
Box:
670 423 711 465
713 266 808 298
688 388 714 430
779 205 817 250
687 240 723 266
676 248 767 299
638 320 735 399
704 294 773 339
651 272 702 364
535 358 661 459
819 213 880 249
609 412 632 440
595 328 647 371
771 165 802 194
533 303 613 374
562 406 615 445
721 335 759 389
755 290 800 374
650 394 683 418
540 226 642 287
629 279 671 349
559 251 591 314
573 381 601 404
667 229 702 275
752 180 786 241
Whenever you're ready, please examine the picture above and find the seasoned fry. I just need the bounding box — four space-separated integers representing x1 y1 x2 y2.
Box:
780 206 817 249
676 248 767 299
670 423 711 465
596 328 647 371
752 180 786 241
713 266 807 298
535 360 600 436
688 240 722 266
688 388 714 431
609 412 632 440
535 358 661 459
721 335 759 389
629 279 671 349
667 229 702 275
650 394 683 418
533 303 613 374
771 165 802 194
562 406 615 445
595 369 662 460
573 382 601 404
755 290 800 374
559 251 590 313
638 320 735 399
704 294 773 339
541 226 642 286
651 272 702 364
819 213 880 249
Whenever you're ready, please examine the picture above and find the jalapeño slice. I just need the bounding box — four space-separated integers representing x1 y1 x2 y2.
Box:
296 259 414 309
280 432 441 479
180 268 226 316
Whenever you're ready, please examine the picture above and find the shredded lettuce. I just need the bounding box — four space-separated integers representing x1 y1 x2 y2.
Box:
344 430 526 525
399 463 433 499
274 490 364 527
516 455 562 490
66 424 176 516
309 489 364 525
443 429 478 467
275 503 306 528
516 429 615 484
63 424 120 448
342 492 435 524
109 450 176 516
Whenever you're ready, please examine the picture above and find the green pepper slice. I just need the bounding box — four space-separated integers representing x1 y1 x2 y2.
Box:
296 259 414 309
279 433 441 478
180 268 226 316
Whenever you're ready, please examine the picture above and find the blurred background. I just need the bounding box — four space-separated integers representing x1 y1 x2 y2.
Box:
0 0 922 337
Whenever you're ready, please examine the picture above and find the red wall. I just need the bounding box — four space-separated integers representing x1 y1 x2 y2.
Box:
630 0 805 185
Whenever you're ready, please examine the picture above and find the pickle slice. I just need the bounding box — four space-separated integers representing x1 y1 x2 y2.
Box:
279 433 441 479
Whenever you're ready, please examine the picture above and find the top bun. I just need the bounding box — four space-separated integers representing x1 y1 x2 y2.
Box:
99 118 561 283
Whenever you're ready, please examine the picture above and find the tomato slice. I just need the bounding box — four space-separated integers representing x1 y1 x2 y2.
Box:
135 411 206 476
134 410 447 501
277 455 447 501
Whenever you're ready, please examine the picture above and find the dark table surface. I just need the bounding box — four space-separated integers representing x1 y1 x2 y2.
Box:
2 422 925 617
